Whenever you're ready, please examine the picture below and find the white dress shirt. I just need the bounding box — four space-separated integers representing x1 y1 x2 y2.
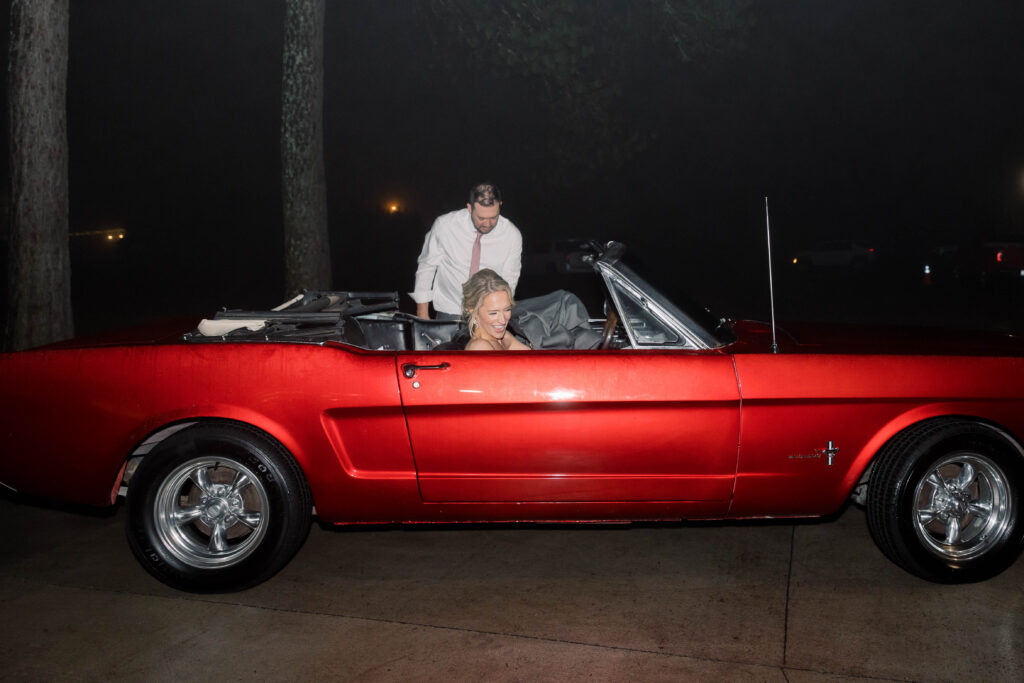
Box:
411 208 522 315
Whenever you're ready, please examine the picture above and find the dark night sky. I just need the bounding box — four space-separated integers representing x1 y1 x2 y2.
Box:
4 1 1024 332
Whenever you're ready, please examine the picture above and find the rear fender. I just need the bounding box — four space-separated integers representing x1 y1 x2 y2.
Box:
116 406 322 505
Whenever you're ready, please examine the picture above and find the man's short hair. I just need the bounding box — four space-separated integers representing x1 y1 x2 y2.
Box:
469 182 502 207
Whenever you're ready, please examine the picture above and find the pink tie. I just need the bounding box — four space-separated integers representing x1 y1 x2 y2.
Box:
469 232 482 276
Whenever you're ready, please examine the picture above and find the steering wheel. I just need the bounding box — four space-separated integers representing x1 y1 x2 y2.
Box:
600 309 619 349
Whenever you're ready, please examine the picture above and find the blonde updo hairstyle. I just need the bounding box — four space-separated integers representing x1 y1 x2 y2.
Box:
462 268 515 337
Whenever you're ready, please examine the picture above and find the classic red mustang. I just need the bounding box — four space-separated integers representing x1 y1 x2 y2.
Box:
2 242 1022 591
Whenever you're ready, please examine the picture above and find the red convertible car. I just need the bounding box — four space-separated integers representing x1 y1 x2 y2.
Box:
1 242 1022 591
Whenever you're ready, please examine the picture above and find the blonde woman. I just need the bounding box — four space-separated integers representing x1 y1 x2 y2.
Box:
461 269 531 351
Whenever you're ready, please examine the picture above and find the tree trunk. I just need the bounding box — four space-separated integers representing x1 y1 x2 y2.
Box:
6 0 73 350
281 0 331 295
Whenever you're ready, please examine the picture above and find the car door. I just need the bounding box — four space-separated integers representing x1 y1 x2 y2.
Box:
396 349 740 506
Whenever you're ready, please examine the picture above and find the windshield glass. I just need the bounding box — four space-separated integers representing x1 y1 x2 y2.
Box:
608 257 737 348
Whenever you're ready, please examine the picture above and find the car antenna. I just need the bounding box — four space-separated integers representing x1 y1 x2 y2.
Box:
764 197 780 354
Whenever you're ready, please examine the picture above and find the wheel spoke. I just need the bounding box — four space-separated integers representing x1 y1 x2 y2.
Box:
236 510 262 529
917 506 940 525
944 519 961 545
171 506 204 525
967 501 991 520
925 471 945 491
192 466 213 494
230 471 252 495
954 462 977 490
208 521 229 553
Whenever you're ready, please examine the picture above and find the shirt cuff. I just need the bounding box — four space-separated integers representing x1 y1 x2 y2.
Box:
409 290 434 304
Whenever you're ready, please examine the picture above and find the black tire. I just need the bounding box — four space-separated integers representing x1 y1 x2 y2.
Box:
867 419 1024 583
126 422 312 592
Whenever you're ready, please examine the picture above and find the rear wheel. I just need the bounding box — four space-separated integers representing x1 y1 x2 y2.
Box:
126 422 312 592
867 419 1024 583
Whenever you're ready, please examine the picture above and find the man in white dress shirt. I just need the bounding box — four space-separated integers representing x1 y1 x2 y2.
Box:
411 182 523 319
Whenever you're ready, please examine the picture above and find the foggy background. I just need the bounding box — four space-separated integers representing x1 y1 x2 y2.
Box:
3 1 1024 335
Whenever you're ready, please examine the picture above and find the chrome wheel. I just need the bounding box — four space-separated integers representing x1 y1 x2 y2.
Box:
127 423 312 592
912 453 1012 562
867 419 1024 583
153 457 270 569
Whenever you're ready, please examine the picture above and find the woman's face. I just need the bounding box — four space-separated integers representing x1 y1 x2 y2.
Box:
474 290 512 341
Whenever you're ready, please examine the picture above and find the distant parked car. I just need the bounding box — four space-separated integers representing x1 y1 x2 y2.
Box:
953 239 1024 286
919 244 960 285
792 240 876 270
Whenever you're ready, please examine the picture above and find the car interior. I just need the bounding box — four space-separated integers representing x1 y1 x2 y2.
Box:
186 289 623 351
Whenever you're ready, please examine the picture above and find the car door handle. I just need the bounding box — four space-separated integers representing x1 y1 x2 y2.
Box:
402 362 450 378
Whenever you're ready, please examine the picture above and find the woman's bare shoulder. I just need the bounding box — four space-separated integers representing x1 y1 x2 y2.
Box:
465 338 494 351
506 337 531 351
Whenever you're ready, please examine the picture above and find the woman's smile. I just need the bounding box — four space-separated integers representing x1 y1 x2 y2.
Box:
476 290 513 342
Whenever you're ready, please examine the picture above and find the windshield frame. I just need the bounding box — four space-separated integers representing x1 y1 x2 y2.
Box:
594 258 736 351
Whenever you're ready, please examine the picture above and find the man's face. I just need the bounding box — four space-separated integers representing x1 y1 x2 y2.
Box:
468 201 501 234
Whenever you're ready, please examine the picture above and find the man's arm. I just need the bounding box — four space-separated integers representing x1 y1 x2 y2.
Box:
501 228 524 294
410 222 443 318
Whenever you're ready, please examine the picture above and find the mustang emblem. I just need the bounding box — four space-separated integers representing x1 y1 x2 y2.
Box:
788 441 840 466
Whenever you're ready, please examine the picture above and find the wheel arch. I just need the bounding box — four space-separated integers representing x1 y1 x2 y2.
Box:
116 414 316 509
849 406 1024 500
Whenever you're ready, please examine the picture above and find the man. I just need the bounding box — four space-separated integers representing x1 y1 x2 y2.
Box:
411 182 522 319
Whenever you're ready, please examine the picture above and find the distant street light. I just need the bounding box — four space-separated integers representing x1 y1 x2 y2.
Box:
70 227 126 242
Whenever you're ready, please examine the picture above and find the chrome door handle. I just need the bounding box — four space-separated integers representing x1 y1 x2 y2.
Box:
402 362 450 378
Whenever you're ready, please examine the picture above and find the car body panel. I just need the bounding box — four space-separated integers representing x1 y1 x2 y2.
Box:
730 353 1024 516
0 342 413 517
397 350 739 507
6 333 1022 526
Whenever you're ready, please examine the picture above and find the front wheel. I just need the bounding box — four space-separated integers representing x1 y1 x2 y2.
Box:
867 419 1024 583
126 422 312 592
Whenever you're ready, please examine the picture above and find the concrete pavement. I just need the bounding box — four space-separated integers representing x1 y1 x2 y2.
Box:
1 493 1022 682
